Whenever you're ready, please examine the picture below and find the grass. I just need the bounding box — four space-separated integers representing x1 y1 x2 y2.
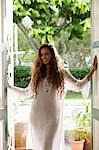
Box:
17 92 91 107
65 91 91 99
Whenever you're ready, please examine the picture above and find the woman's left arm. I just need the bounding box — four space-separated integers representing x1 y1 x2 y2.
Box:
86 55 97 81
79 55 97 88
64 55 97 91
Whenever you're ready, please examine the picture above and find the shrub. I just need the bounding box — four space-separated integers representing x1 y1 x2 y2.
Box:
14 65 31 88
69 67 91 80
14 65 91 88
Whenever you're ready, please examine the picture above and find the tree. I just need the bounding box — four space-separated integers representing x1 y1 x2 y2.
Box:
13 0 90 50
55 31 91 67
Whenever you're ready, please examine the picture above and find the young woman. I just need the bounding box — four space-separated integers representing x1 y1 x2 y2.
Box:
8 44 97 150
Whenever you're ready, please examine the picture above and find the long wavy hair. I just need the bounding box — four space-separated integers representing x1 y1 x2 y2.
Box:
31 44 65 94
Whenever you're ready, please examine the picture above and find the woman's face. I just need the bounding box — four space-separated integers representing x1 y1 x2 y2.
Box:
40 47 52 64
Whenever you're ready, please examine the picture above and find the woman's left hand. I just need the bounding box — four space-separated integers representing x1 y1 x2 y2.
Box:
93 55 98 71
86 55 97 81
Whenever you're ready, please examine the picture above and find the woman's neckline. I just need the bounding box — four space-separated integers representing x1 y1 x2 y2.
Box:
44 78 49 83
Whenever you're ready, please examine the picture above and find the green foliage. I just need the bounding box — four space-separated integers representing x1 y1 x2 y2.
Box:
14 65 31 87
74 103 91 130
70 128 87 141
13 0 90 42
14 65 91 88
69 67 91 79
17 28 91 67
66 91 85 99
70 103 91 141
18 28 31 51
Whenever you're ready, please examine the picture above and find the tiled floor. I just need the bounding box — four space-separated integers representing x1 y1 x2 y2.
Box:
64 143 71 150
15 144 71 150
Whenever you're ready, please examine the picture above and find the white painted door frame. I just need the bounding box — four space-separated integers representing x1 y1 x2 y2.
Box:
0 0 14 149
0 43 7 150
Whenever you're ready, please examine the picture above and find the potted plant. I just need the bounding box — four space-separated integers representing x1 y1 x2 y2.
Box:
69 103 92 150
70 128 87 150
74 103 92 150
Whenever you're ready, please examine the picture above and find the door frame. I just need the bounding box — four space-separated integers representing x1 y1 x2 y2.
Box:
0 43 8 150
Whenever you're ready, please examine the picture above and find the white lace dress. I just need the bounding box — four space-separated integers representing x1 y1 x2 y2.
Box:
26 79 65 150
8 72 90 150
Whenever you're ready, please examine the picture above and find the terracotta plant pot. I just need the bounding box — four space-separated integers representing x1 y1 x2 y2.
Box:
71 140 85 150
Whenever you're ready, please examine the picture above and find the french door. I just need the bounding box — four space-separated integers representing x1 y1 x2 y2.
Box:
91 0 99 150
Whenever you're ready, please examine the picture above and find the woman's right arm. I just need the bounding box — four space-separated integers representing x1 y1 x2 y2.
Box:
7 79 32 95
